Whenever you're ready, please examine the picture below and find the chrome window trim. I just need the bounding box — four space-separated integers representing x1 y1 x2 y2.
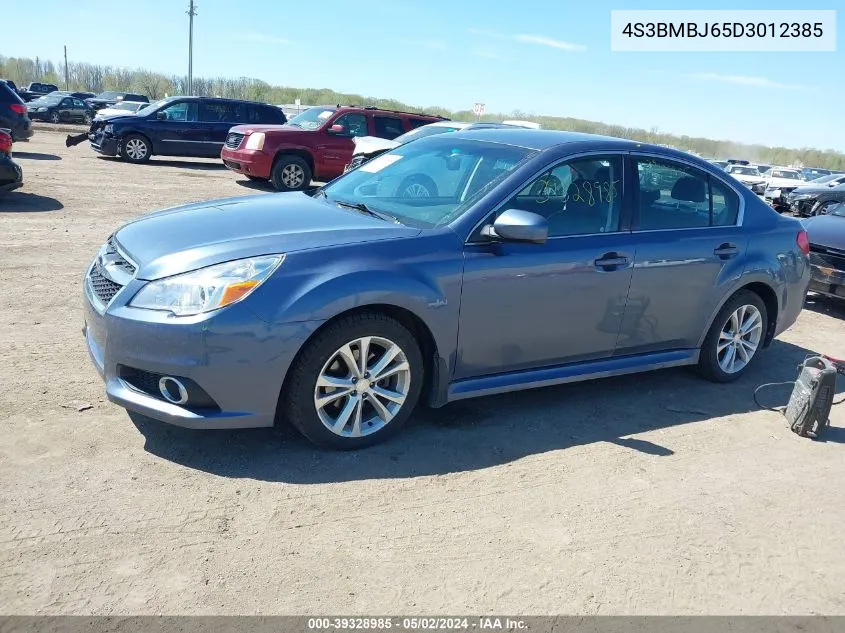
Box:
628 150 746 230
464 150 627 245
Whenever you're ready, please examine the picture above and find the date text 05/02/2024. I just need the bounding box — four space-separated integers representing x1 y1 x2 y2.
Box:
306 617 528 630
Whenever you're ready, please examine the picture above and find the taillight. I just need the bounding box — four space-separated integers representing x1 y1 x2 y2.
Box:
0 132 11 154
10 103 26 115
797 230 810 256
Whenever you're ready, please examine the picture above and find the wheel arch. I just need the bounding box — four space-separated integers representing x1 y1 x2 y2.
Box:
699 281 780 350
273 147 315 175
119 129 155 156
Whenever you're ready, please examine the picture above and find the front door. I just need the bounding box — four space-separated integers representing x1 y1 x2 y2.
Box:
197 100 238 157
456 155 635 379
316 112 369 180
71 98 87 122
152 100 200 156
58 98 74 121
615 155 748 355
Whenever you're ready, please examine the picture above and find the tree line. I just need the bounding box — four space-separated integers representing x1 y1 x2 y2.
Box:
2 54 844 170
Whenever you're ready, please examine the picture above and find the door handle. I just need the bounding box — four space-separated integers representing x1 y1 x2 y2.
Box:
714 243 739 259
594 252 630 270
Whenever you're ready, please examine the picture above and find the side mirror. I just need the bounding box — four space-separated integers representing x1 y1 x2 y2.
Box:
156 111 167 120
485 209 548 244
328 124 346 135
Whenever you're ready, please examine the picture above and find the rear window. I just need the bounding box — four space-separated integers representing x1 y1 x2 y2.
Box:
0 82 24 104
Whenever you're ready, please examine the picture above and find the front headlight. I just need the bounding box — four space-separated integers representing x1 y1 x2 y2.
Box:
244 132 265 150
129 254 284 316
37 107 47 112
104 124 114 134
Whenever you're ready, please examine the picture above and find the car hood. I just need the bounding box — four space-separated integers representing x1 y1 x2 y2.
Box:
731 173 765 183
352 136 400 156
113 192 421 280
790 184 837 196
803 214 845 250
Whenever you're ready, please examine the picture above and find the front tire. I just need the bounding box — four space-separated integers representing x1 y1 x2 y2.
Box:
697 290 768 382
49 112 60 124
271 155 311 192
282 313 424 450
811 200 836 216
83 112 93 125
120 134 151 163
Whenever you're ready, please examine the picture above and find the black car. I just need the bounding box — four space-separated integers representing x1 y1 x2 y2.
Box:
804 204 845 300
17 82 59 102
86 96 287 163
85 91 150 111
27 94 95 124
0 129 23 194
788 182 845 217
0 81 32 142
45 90 97 101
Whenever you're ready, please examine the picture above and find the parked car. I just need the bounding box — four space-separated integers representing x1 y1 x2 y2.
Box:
726 159 750 166
85 96 286 163
44 90 98 100
94 100 146 120
787 182 845 218
803 202 845 300
801 167 831 181
763 168 807 212
708 159 729 169
27 94 94 124
0 129 23 194
85 91 150 111
17 82 59 102
82 129 810 449
757 164 772 175
344 121 542 175
0 80 32 142
221 105 446 191
725 164 767 194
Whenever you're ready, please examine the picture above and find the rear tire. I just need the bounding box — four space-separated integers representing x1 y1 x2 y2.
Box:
271 155 311 192
696 290 768 383
811 200 836 216
282 312 424 450
120 134 151 163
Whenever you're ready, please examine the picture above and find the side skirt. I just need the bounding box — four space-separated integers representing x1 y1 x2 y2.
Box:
446 349 700 402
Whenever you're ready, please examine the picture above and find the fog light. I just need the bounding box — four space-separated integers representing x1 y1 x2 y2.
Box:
159 376 188 405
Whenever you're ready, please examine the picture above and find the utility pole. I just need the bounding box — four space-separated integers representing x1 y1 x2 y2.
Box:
63 46 69 90
187 0 198 96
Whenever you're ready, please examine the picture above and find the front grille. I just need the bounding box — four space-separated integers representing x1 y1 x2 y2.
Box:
106 237 137 274
810 244 845 272
88 261 123 304
225 132 244 150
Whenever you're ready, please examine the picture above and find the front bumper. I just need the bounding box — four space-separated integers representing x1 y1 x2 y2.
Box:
89 130 119 156
82 265 323 429
789 199 815 217
221 147 272 179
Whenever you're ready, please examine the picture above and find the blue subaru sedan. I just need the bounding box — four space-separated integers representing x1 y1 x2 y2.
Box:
82 129 811 449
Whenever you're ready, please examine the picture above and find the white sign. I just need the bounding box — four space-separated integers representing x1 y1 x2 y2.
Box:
294 98 301 106
473 102 486 116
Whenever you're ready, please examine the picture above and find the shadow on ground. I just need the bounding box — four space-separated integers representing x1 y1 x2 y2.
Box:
97 156 226 171
13 151 61 161
0 192 63 212
132 338 839 483
235 178 274 192
805 293 845 320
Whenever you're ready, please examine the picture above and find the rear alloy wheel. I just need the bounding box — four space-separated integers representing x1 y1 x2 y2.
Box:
49 111 60 124
271 155 311 192
120 134 151 163
283 313 423 449
697 291 767 382
812 200 837 216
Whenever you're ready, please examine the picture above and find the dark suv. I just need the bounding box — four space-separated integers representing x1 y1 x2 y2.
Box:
85 91 150 111
88 96 287 163
18 82 59 102
221 105 446 191
0 81 32 141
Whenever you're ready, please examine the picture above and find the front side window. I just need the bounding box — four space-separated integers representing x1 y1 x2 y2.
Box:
160 101 197 122
333 113 368 137
503 156 624 237
635 158 739 230
320 137 535 228
72 98 85 108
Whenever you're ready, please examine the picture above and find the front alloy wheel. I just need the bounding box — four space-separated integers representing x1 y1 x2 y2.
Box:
283 312 423 449
120 134 151 163
314 336 412 438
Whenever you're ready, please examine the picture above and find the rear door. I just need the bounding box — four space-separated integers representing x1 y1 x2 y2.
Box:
372 114 405 140
615 154 747 356
197 100 237 156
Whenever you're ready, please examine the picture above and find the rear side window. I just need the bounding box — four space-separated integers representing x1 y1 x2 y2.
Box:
373 116 404 140
239 104 285 124
199 101 237 122
635 158 740 230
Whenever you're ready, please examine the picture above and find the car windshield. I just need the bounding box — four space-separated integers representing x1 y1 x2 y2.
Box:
730 166 759 176
134 98 171 117
114 101 141 111
771 170 801 180
286 107 336 130
394 125 466 145
320 137 536 228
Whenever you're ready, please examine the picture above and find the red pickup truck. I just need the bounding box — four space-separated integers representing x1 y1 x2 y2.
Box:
221 105 446 191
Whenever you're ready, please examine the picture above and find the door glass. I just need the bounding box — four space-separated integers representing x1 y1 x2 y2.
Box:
198 102 235 122
72 99 85 108
636 158 711 229
373 116 404 140
503 156 624 236
333 113 368 137
160 101 198 122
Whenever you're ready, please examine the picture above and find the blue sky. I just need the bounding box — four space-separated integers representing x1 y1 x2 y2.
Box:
6 0 843 150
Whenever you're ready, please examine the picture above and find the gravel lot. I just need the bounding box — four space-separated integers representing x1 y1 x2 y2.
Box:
1 128 844 616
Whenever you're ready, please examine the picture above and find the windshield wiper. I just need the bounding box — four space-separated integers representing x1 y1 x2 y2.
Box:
334 199 401 224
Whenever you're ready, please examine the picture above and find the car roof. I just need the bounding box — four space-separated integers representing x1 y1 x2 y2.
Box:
448 128 651 151
157 96 270 105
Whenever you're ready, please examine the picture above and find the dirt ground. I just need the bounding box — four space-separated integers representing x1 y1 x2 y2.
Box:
1 128 844 616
